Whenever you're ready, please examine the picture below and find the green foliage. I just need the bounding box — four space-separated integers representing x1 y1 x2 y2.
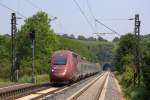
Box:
0 35 11 78
113 37 120 42
96 43 115 62
141 41 150 89
0 11 104 81
114 33 150 100
78 35 87 40
114 33 136 72
115 72 150 100
57 37 94 61
36 74 49 83
124 86 150 100
16 11 59 76
73 39 115 62
122 65 134 87
18 74 49 83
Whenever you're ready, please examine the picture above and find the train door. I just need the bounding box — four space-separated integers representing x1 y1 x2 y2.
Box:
73 54 78 77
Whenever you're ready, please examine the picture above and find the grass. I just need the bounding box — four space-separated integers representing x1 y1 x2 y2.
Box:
73 39 112 46
0 74 50 87
18 74 50 83
124 86 150 100
36 74 50 83
114 71 150 100
0 78 15 88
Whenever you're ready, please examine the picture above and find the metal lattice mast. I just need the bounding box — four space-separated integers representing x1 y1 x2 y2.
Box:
11 13 17 82
134 14 141 86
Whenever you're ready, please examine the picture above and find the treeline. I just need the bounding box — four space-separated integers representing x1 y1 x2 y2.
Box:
0 11 116 82
114 33 150 100
60 33 107 42
0 34 11 79
0 11 97 80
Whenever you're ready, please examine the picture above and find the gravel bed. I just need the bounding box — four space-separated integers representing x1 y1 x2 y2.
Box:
104 74 121 100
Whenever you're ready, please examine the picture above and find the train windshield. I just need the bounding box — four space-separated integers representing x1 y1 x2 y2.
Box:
54 56 67 65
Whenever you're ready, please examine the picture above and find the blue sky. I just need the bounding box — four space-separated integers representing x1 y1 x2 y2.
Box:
0 0 149 41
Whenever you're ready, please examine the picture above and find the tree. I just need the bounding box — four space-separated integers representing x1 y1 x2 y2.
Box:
78 35 86 40
114 33 136 72
16 11 59 75
0 35 11 79
142 41 150 89
113 37 120 42
97 36 107 42
96 43 114 62
70 34 75 39
62 34 69 38
87 36 96 41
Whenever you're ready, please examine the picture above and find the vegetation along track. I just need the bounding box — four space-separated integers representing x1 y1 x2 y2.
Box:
66 71 109 100
0 82 51 100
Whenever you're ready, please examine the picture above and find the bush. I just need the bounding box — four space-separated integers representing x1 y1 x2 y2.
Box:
122 65 134 87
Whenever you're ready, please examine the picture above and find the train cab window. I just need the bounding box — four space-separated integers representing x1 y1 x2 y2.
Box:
54 56 67 65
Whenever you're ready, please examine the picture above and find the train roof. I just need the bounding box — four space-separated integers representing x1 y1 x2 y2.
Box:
53 50 86 60
54 50 72 54
53 50 78 55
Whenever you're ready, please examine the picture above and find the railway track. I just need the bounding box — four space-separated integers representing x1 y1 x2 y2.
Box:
0 82 50 100
16 75 99 100
66 71 109 100
16 73 103 100
0 72 105 100
17 86 68 100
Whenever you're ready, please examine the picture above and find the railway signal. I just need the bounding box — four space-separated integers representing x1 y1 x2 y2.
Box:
29 28 36 83
29 29 35 40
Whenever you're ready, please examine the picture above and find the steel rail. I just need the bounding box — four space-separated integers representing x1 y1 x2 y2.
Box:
66 72 108 100
94 72 109 100
0 82 50 100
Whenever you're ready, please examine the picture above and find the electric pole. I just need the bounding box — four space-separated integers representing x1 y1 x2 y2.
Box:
11 13 17 82
134 14 141 86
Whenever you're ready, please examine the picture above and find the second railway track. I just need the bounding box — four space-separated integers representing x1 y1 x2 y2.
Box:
66 71 109 100
0 82 51 100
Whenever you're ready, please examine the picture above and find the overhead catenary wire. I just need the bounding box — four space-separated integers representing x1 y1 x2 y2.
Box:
72 0 95 32
25 0 42 11
25 0 56 22
86 0 120 36
86 0 96 20
86 0 122 36
86 0 98 34
0 2 27 19
95 19 120 36
97 18 133 21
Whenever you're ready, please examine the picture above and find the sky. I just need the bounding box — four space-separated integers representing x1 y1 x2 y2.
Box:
0 0 149 41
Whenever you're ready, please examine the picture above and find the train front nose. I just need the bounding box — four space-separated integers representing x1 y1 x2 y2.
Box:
51 67 68 81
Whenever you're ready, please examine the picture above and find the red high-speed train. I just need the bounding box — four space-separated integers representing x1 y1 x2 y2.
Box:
50 50 100 84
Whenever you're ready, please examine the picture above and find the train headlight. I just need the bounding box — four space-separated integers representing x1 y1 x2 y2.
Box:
62 69 67 75
52 69 54 72
64 69 67 73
